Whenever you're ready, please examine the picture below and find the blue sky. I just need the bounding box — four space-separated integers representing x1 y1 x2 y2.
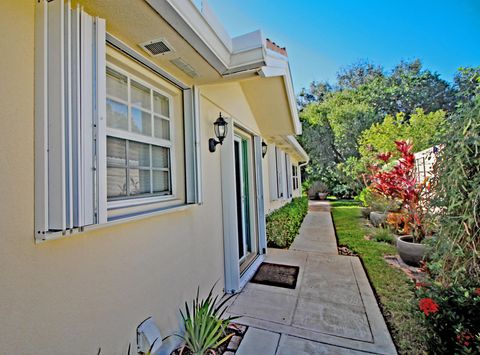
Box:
207 0 480 94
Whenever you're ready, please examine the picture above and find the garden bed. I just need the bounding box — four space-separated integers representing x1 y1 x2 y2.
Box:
172 323 248 355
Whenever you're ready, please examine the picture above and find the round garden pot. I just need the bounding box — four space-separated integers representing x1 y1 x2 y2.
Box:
317 192 328 200
369 211 387 227
396 235 426 267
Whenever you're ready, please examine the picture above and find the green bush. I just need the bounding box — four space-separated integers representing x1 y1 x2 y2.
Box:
415 283 480 353
266 197 308 248
356 186 400 212
373 227 394 244
428 96 480 285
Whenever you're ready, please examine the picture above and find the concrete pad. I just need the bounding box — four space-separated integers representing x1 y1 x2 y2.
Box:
228 287 297 324
293 297 372 341
299 280 363 307
265 248 308 269
226 201 397 354
291 212 338 255
291 239 338 255
304 256 357 280
277 335 371 355
236 328 280 355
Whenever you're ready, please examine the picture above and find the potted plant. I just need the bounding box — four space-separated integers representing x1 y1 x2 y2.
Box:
316 182 329 200
369 141 432 266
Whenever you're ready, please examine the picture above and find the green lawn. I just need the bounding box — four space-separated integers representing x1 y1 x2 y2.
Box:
330 200 426 354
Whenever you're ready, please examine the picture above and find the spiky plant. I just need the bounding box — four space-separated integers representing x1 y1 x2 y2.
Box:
175 284 239 355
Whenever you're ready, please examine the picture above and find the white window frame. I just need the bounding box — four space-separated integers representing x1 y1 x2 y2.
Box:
275 147 285 199
292 164 299 191
285 154 293 198
105 63 177 210
34 2 202 240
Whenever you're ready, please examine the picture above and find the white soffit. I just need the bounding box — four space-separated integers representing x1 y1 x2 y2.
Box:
144 0 301 134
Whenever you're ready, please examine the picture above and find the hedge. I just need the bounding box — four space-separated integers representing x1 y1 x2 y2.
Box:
266 197 308 248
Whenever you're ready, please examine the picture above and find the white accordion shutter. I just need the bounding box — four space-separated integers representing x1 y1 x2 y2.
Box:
35 0 106 237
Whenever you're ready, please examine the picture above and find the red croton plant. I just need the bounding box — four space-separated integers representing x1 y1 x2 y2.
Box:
369 140 431 243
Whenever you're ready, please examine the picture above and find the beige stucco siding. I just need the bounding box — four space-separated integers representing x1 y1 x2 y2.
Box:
200 82 261 135
0 2 305 354
0 3 225 353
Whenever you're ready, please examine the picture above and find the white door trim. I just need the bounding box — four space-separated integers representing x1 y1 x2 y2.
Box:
221 120 267 293
221 117 241 293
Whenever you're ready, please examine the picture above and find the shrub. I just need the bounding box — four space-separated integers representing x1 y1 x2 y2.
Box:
414 95 480 354
266 197 308 248
331 184 355 199
369 141 432 243
373 227 394 244
356 186 399 212
428 96 480 285
415 283 480 353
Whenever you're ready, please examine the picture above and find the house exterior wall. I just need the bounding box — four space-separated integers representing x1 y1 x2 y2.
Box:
0 4 220 353
0 2 305 354
263 145 303 214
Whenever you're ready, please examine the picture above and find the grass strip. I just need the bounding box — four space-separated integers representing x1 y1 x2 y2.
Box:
330 200 426 354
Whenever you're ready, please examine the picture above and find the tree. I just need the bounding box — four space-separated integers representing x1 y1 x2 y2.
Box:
297 80 332 109
358 108 446 164
360 60 455 118
454 66 480 105
337 60 383 90
297 59 456 194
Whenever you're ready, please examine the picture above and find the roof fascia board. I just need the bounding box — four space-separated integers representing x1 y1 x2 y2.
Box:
201 0 233 49
286 135 309 162
144 0 301 134
145 0 230 73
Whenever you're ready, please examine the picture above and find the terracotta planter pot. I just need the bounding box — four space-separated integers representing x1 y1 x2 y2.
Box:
369 211 387 227
396 235 426 266
317 192 328 200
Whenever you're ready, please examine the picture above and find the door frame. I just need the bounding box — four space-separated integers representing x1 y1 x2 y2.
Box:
221 118 267 293
233 134 248 264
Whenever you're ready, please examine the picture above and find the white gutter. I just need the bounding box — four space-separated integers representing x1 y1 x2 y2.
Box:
286 135 309 162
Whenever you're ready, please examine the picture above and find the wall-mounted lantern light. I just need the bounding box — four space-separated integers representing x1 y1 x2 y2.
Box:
261 141 268 158
209 112 228 152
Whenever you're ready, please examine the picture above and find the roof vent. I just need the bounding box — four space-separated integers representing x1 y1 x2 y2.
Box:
170 58 198 78
139 38 174 56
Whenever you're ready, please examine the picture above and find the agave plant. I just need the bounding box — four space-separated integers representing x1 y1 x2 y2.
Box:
175 284 238 355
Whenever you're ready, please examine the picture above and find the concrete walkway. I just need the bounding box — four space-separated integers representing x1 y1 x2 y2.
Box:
226 201 397 354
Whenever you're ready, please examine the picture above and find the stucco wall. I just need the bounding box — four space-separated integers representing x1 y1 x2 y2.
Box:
0 3 225 353
0 3 304 354
262 145 303 215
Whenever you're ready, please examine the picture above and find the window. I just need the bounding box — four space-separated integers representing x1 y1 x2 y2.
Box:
269 146 290 201
285 154 292 198
275 147 285 199
35 0 201 239
292 165 299 190
106 67 174 202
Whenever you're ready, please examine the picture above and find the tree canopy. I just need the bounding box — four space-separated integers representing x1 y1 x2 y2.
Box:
298 60 479 194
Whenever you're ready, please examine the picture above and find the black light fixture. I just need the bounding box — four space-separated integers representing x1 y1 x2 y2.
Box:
208 112 228 152
261 141 268 158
